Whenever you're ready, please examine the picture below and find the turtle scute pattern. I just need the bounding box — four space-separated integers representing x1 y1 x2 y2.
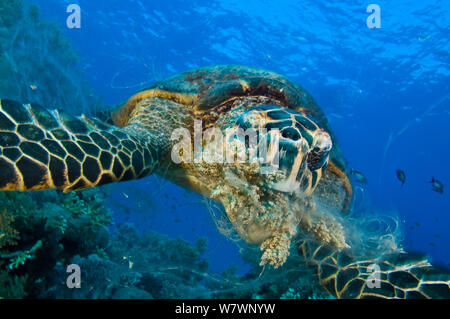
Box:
0 99 157 191
299 240 450 299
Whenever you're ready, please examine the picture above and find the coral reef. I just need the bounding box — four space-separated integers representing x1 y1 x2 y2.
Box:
0 189 112 298
0 2 113 298
39 222 329 299
0 189 329 299
0 0 102 115
0 209 20 250
0 0 23 28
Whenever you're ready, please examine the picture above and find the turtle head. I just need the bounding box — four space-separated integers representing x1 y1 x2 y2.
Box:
267 119 332 195
233 105 332 195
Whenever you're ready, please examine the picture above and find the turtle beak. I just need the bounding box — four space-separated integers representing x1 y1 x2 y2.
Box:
270 137 311 193
270 129 332 195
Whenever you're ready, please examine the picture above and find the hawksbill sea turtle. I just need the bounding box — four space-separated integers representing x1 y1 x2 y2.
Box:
0 65 449 298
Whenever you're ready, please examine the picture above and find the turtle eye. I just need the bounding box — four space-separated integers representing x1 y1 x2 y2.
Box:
307 131 332 171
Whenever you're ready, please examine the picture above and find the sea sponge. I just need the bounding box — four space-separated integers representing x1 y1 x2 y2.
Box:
208 161 304 268
300 213 349 249
259 233 291 269
0 209 20 250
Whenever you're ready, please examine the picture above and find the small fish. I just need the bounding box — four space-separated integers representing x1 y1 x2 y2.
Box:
30 85 38 90
434 234 441 238
350 169 367 184
436 218 439 223
409 226 414 230
429 242 436 247
415 221 420 227
396 170 406 185
122 192 129 199
430 177 444 194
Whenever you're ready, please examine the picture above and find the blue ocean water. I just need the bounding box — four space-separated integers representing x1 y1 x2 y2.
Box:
30 0 449 273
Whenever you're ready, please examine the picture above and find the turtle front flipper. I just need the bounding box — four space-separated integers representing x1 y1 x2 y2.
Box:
0 99 160 191
299 240 450 299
